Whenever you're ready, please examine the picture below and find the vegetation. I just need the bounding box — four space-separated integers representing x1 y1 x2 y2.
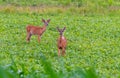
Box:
0 0 120 15
0 0 120 78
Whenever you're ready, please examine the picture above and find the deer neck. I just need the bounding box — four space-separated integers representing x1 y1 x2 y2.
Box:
60 35 64 40
41 25 46 32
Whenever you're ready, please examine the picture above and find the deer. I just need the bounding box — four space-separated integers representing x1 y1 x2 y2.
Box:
57 27 67 56
26 18 50 43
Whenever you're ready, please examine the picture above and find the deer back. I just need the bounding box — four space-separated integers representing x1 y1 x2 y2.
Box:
26 25 46 35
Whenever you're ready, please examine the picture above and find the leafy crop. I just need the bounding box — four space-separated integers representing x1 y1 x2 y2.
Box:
0 1 120 78
0 12 120 78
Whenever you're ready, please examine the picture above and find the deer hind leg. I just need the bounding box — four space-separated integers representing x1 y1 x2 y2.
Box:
26 33 32 42
62 48 66 56
38 35 41 43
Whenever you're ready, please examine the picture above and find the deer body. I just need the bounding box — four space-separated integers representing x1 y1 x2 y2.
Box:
57 27 67 56
26 25 46 35
26 19 50 43
57 36 67 49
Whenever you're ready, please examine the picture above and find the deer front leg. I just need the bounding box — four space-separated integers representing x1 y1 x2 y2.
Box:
62 48 66 56
58 48 61 56
26 33 31 43
38 35 41 43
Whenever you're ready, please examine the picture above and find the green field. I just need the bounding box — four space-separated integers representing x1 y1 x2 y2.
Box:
0 0 120 78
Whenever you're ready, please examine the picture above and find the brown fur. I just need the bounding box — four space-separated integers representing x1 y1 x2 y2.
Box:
26 19 50 43
57 27 67 56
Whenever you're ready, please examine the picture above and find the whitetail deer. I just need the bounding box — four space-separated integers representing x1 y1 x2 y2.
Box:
26 19 50 43
57 27 67 56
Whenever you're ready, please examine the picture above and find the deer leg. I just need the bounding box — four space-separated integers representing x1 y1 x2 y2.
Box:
58 48 61 56
38 35 41 43
62 48 66 56
26 33 31 42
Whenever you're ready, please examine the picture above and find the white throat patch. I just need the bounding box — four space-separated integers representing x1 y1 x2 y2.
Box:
62 36 65 39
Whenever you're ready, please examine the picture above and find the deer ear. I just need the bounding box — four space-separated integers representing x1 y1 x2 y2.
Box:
42 18 45 22
47 19 50 23
63 27 66 31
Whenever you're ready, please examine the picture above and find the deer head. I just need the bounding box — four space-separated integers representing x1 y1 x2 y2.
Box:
57 27 66 36
42 19 50 26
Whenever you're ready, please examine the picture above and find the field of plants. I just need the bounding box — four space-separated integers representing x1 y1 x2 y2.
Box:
0 0 120 78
